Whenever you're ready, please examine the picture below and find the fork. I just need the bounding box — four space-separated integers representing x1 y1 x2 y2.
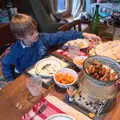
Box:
30 101 48 120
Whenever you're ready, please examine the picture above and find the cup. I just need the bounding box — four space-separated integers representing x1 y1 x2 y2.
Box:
26 76 42 96
68 46 80 59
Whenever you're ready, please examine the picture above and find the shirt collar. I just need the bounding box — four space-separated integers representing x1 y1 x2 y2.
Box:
20 41 29 48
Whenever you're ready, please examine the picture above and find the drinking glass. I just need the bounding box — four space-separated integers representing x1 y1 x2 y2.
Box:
15 76 42 111
26 76 42 97
68 46 80 59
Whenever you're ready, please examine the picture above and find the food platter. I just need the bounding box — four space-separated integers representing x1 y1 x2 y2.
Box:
35 58 62 77
89 40 120 62
64 39 89 49
46 114 75 120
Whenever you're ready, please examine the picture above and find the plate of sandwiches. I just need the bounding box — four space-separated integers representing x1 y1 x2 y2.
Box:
35 58 62 77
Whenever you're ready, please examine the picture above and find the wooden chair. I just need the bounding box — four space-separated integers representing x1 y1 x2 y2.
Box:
58 19 90 32
57 23 71 31
0 24 15 82
0 24 15 55
15 0 67 33
70 20 82 31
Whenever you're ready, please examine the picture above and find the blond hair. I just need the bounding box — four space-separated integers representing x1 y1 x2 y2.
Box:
9 13 37 39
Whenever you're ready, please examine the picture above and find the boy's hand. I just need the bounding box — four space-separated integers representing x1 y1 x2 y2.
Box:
83 32 101 41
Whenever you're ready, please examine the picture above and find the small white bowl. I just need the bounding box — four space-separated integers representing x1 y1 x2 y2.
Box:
53 68 78 88
73 56 88 69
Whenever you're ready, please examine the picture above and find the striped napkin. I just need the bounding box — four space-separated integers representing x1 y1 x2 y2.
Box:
21 98 64 120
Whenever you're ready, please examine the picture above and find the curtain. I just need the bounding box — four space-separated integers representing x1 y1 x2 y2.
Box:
71 0 85 18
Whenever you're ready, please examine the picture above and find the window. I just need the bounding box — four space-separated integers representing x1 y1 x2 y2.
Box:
51 0 71 16
57 0 68 13
51 0 85 20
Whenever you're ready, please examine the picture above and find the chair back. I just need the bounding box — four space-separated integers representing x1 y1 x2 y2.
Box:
15 0 63 33
70 20 82 31
58 23 71 31
58 19 90 31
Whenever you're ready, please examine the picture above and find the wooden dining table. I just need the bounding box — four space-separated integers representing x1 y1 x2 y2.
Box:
0 70 120 120
0 74 65 120
0 74 92 120
0 37 120 120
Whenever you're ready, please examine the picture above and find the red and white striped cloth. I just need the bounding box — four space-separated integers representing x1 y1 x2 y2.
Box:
21 98 64 120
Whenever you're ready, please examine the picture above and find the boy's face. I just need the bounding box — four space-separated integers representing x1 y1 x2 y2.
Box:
23 30 39 45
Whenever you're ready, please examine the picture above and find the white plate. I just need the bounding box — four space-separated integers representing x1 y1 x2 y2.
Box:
35 58 62 77
46 114 75 120
92 40 120 62
65 39 89 49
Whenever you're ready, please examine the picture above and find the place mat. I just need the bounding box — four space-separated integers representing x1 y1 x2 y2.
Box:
21 97 65 120
22 94 92 120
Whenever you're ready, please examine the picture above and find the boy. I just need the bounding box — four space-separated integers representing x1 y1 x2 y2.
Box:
2 13 101 81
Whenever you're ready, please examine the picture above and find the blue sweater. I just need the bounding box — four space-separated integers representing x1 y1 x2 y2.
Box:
2 30 83 81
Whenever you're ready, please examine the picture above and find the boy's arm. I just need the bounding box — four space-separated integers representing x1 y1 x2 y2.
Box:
41 30 84 48
2 63 14 81
1 48 18 81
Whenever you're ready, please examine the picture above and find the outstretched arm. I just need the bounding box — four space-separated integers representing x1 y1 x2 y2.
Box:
41 30 101 48
41 30 83 48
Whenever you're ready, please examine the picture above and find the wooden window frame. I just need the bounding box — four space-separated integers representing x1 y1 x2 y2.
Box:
51 0 72 17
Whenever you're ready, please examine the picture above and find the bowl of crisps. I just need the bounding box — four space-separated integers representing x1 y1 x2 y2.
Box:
73 56 88 69
54 68 78 88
